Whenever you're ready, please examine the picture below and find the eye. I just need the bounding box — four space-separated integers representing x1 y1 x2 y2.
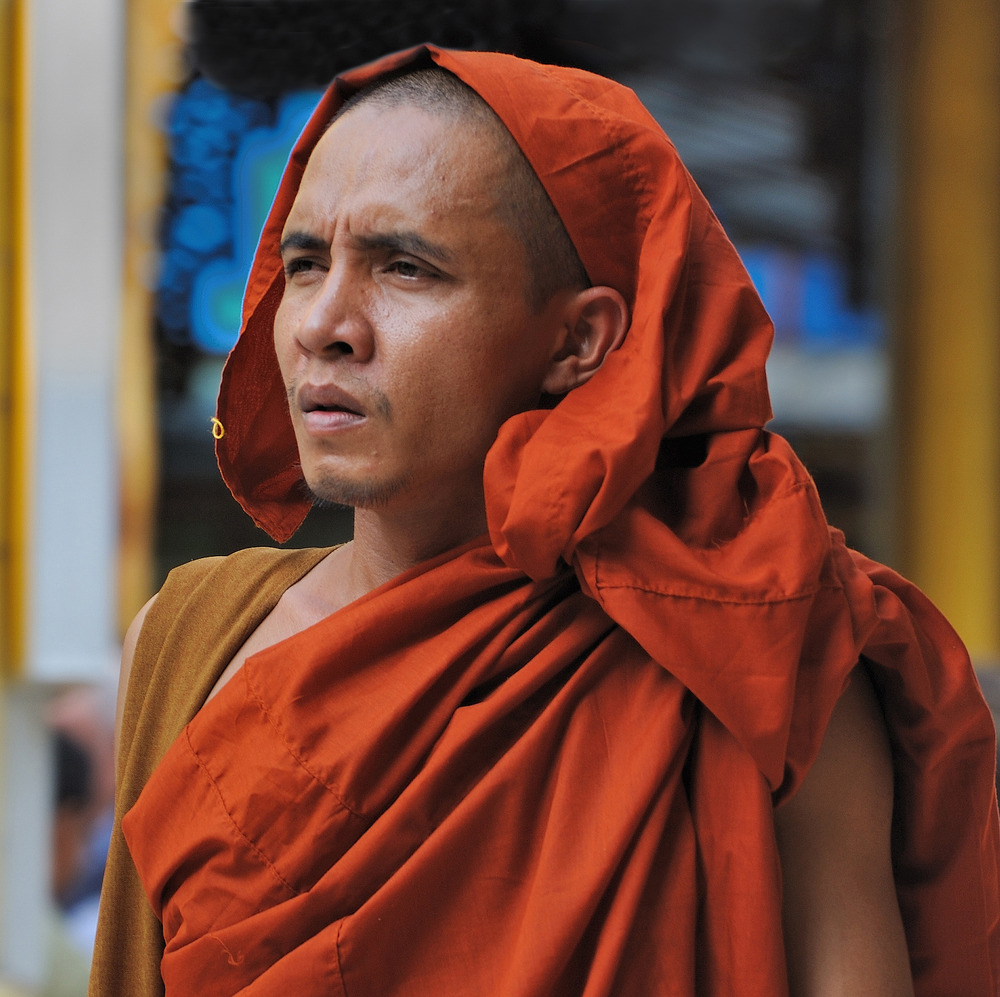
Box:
384 258 431 280
283 257 322 279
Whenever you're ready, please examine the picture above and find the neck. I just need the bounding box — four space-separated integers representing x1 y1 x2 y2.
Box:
335 496 490 603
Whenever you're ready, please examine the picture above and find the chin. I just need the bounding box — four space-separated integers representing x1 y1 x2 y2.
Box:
305 471 412 511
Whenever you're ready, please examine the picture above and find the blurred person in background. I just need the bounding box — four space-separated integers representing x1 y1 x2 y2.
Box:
46 731 96 997
47 685 116 959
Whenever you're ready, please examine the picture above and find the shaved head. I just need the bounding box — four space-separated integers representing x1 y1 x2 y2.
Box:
336 67 589 310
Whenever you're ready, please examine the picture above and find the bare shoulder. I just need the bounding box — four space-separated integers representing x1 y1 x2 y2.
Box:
777 666 893 835
774 666 914 996
114 594 159 775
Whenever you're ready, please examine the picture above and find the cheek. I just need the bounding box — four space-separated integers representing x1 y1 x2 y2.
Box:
392 354 497 455
272 302 291 358
272 302 302 384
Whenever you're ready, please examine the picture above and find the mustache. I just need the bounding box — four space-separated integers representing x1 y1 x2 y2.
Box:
286 378 393 421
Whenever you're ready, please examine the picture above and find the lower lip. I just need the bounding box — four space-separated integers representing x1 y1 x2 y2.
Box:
301 410 365 433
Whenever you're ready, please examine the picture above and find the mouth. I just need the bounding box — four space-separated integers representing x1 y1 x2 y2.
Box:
296 383 367 430
308 401 361 416
298 383 365 417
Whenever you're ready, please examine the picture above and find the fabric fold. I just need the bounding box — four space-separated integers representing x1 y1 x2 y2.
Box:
100 44 1000 995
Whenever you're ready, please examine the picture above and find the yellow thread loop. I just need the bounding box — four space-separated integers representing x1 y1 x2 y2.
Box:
210 418 225 440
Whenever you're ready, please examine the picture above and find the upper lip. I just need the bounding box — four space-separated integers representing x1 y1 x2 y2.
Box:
297 382 366 416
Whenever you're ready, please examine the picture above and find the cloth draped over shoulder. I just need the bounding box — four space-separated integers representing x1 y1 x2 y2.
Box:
92 45 1000 996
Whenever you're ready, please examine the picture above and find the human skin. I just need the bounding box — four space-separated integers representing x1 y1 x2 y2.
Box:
187 101 628 701
274 105 587 560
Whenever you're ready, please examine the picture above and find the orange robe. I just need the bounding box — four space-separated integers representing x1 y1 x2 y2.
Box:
97 45 1000 994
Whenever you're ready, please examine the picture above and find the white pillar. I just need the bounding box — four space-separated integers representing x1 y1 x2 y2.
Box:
1 0 124 986
22 0 124 683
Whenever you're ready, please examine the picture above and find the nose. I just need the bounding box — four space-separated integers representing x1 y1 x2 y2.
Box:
294 261 375 362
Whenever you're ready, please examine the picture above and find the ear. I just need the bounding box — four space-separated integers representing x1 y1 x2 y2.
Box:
541 285 630 396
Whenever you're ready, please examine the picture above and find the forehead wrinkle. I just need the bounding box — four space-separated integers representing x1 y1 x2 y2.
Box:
278 223 455 270
288 103 532 293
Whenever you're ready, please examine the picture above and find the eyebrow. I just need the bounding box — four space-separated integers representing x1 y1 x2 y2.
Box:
356 231 456 266
279 228 455 266
279 231 328 257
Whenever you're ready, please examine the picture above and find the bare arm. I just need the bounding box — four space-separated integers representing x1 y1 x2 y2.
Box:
774 667 914 997
113 594 157 780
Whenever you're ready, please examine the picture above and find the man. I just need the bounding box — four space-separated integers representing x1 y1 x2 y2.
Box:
92 47 1000 995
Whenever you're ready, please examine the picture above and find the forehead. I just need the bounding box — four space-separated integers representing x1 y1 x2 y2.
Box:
285 103 510 232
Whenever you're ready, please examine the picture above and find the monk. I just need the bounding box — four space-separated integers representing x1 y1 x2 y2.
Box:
91 46 1000 996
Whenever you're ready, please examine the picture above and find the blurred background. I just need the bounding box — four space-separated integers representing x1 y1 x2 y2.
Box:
0 0 997 991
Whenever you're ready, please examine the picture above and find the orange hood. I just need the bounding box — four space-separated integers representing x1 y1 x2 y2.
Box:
216 44 773 559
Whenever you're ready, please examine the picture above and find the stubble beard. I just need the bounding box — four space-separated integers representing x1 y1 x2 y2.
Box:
287 379 406 511
303 468 413 512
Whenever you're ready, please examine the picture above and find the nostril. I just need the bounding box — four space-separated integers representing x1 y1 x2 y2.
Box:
332 342 354 356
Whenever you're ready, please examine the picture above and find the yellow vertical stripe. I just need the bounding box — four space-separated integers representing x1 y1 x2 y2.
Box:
0 0 31 675
118 0 184 633
0 0 10 670
895 0 1000 661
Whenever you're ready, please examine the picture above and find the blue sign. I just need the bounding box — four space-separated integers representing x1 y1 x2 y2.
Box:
157 79 322 354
